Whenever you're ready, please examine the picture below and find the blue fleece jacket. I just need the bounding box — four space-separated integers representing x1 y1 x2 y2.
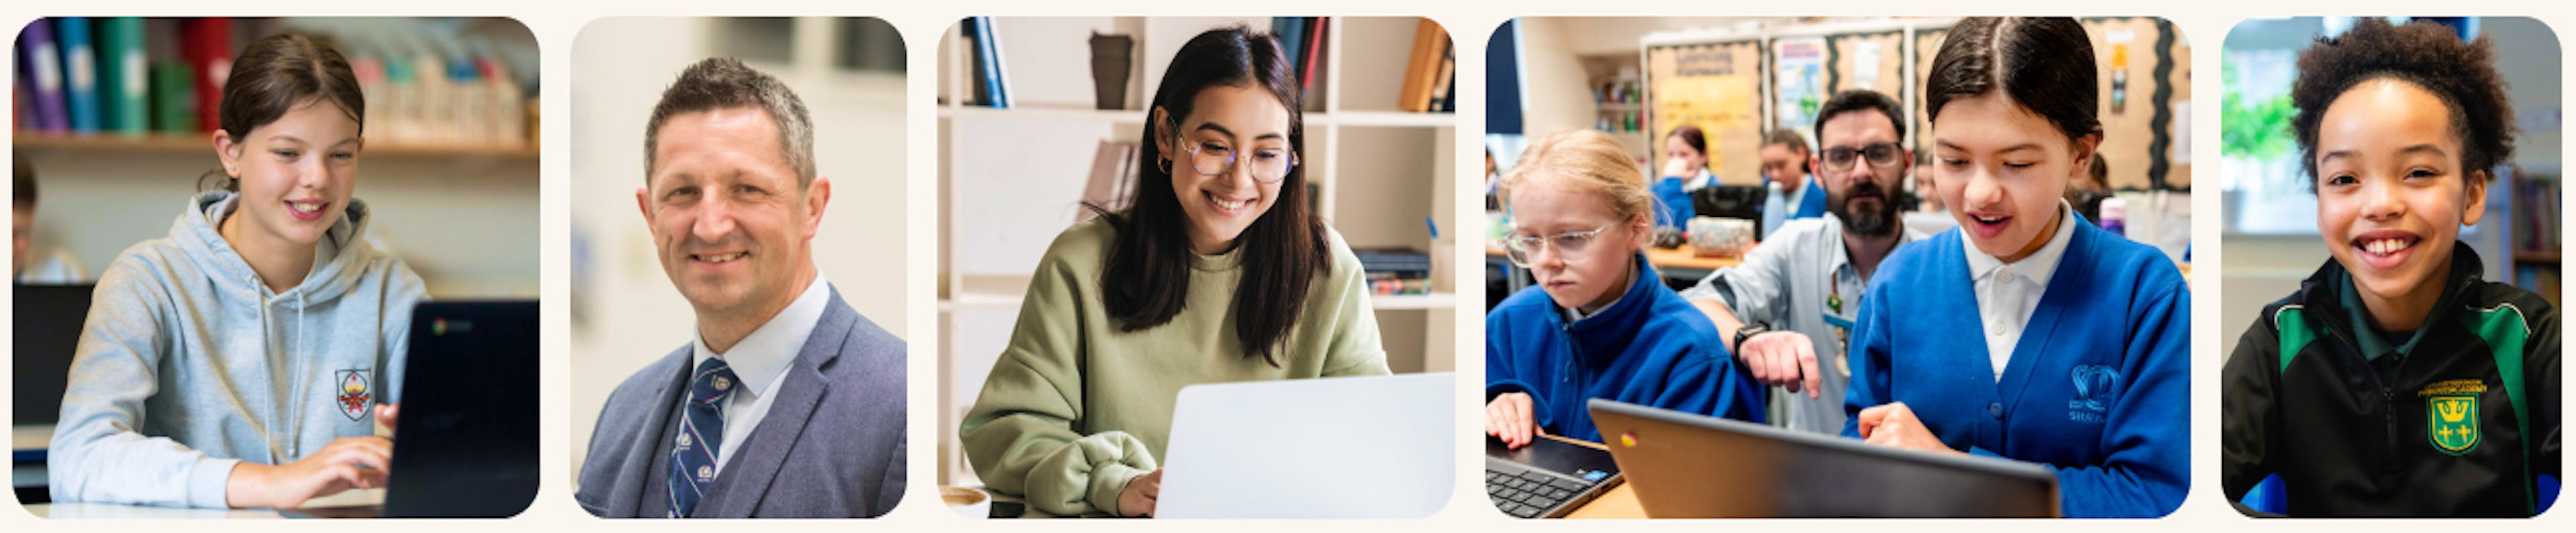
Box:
1841 220 2190 518
1486 256 1764 442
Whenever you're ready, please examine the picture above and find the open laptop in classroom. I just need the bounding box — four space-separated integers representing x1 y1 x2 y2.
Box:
1152 373 1452 519
1588 398 2060 518
1484 430 1622 518
13 283 94 504
284 301 539 518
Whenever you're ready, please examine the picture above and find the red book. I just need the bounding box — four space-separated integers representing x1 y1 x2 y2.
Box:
182 17 231 132
1301 18 1326 94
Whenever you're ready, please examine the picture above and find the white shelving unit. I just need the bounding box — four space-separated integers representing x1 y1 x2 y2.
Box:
934 17 1457 486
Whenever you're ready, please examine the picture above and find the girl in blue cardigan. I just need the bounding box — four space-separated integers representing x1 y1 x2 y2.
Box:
1841 17 2190 518
1485 130 1764 448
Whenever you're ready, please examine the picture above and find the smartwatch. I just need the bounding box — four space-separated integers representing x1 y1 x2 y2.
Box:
1732 322 1773 353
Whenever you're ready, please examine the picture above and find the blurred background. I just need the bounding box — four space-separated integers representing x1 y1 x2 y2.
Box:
2217 17 2561 356
566 17 906 477
1487 16 2194 303
12 17 537 503
13 17 539 296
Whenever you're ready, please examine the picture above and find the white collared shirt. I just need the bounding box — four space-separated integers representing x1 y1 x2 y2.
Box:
1680 214 1927 434
688 273 832 474
1962 201 2078 381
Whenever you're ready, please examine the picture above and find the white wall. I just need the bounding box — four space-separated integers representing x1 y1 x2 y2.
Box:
568 17 908 475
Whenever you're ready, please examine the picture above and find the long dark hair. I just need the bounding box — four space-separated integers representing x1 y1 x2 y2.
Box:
201 33 365 192
1924 17 2100 147
1090 26 1325 366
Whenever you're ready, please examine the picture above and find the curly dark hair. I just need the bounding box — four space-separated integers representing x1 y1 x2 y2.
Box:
2290 17 2515 188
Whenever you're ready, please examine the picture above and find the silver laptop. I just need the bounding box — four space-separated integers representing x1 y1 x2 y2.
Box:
1588 398 2060 518
1155 373 1453 519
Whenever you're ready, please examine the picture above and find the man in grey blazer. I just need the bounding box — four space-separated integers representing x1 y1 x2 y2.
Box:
577 57 906 518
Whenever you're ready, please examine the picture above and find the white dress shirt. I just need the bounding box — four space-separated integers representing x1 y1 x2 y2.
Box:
1961 201 2077 381
688 274 832 474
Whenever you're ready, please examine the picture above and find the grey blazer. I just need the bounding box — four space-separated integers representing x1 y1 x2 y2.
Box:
576 287 907 518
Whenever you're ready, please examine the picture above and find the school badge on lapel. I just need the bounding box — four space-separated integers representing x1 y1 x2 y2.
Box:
2420 379 2485 455
336 369 374 420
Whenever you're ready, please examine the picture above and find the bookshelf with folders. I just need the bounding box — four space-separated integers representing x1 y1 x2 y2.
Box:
935 17 1458 486
13 17 538 159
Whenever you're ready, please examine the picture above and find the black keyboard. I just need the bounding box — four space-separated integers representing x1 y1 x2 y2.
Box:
1485 465 1595 518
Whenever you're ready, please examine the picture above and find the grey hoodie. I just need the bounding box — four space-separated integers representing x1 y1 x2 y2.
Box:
49 191 428 507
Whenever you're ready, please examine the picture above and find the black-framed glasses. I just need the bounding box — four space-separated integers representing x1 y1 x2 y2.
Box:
1821 142 1904 171
1185 142 1298 183
1501 222 1616 267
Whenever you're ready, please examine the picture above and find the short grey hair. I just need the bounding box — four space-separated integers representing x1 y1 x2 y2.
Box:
643 57 815 187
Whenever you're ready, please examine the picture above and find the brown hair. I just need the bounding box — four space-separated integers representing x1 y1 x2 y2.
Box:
1924 17 2102 147
203 33 365 192
1093 26 1324 366
644 57 816 188
1503 130 1657 225
1666 124 1707 154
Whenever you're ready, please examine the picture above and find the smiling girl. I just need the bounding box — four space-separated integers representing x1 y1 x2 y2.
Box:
1839 17 2190 518
1485 129 1764 449
958 26 1389 518
2221 18 2557 517
48 34 429 510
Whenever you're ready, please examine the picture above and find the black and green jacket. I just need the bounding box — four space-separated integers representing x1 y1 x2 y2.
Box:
2223 244 2560 517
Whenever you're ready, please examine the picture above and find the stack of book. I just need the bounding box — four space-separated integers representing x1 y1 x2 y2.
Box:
1397 19 1454 113
959 17 1010 108
1270 17 1328 102
1353 246 1434 296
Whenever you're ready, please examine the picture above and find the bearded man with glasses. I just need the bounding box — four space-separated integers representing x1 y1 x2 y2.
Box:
1678 89 1932 434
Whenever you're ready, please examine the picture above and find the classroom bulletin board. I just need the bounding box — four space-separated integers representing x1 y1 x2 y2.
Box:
1825 32 1908 113
1647 40 1766 186
1913 28 1948 158
2084 17 2191 190
1644 18 2188 191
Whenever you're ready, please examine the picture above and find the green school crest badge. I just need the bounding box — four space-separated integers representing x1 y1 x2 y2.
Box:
2420 379 2485 455
2429 396 2479 454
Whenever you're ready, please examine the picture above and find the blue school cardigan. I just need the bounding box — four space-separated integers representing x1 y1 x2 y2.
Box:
1487 255 1766 442
1842 219 2191 518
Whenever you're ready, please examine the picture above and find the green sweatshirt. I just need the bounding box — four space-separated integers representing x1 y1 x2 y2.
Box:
960 217 1391 516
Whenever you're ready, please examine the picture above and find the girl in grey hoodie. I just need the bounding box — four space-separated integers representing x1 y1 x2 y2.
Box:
48 33 429 510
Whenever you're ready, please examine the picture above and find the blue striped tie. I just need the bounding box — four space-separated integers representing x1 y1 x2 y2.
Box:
667 358 739 518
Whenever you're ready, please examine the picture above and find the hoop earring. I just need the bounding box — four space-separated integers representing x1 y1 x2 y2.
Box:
1158 158 1173 174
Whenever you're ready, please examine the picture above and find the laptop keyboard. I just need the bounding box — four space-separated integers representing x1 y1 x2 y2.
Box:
1485 466 1591 518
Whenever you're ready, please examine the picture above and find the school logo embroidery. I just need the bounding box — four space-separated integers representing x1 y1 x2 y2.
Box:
2067 365 2118 424
335 369 373 421
2420 379 2486 455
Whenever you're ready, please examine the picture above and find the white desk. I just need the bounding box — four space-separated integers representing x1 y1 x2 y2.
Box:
29 502 287 519
26 488 384 518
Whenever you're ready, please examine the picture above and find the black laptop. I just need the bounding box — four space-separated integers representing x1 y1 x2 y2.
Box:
1484 432 1623 518
14 283 94 504
1589 398 2060 518
285 301 538 518
1690 184 1770 235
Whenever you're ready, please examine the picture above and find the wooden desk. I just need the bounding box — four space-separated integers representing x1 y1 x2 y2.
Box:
1536 435 1645 519
1644 245 1746 271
